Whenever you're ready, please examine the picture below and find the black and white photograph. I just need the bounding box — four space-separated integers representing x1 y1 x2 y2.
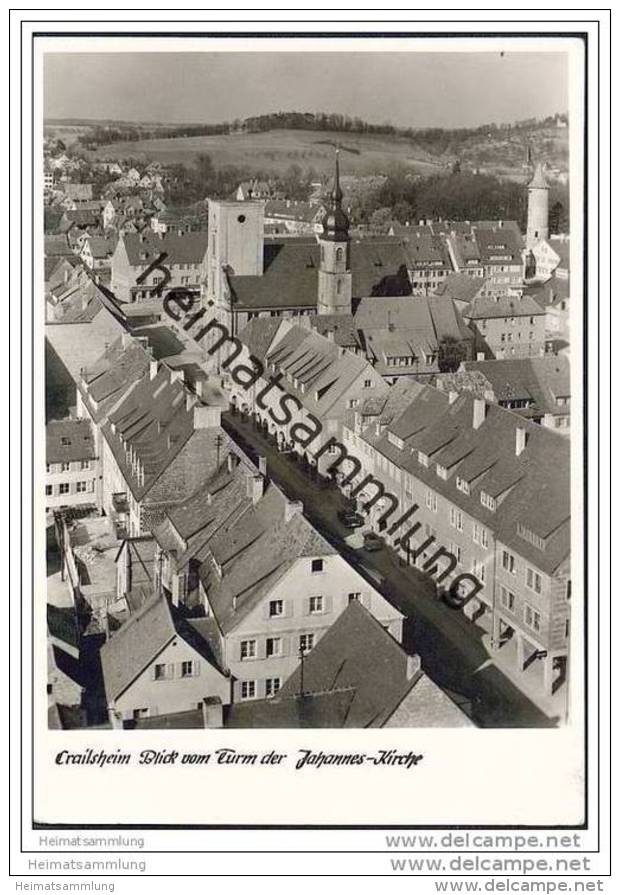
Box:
43 47 573 733
9 14 610 868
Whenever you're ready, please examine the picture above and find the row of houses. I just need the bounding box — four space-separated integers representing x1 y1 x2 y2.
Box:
171 304 571 700
47 325 472 729
336 383 571 697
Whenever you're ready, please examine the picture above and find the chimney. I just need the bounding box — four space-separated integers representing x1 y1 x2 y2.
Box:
257 455 267 477
149 359 158 381
284 499 303 523
226 452 239 473
473 398 486 429
193 404 221 428
170 369 184 384
516 426 528 457
201 697 223 729
448 390 459 405
246 472 265 505
171 573 181 607
325 329 335 342
406 653 422 680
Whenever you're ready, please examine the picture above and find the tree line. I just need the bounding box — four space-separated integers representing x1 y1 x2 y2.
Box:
164 154 314 206
346 169 569 234
76 110 569 154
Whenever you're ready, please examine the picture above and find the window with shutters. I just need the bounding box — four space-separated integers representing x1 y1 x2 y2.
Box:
269 599 283 617
299 633 314 654
181 660 197 678
266 637 282 658
524 604 541 633
309 595 324 614
449 507 463 532
472 558 485 582
348 592 361 604
500 586 515 611
265 678 281 698
154 663 173 681
502 550 516 574
240 681 256 699
526 567 542 594
450 544 463 565
240 640 256 660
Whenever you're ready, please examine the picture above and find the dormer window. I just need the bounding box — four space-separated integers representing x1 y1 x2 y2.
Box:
517 523 546 551
436 464 448 480
456 476 470 495
480 490 496 512
387 432 404 450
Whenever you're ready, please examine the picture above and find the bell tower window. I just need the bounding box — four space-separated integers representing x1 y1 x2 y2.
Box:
336 247 343 263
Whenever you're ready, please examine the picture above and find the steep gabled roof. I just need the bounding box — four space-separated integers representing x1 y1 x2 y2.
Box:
461 356 571 418
465 292 544 320
227 601 472 728
227 237 416 311
79 335 151 423
100 594 225 703
46 418 97 464
364 386 570 575
122 231 209 267
198 482 337 634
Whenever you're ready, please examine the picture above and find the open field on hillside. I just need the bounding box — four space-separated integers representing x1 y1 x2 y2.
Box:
87 129 447 176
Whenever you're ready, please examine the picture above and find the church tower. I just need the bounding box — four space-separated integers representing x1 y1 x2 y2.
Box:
317 151 352 315
526 162 549 248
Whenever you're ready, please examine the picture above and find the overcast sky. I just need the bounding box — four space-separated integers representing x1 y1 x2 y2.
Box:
44 51 568 128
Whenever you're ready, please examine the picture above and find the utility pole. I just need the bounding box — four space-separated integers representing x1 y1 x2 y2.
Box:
298 645 306 698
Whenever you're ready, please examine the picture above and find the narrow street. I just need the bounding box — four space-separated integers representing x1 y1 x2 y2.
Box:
222 410 560 729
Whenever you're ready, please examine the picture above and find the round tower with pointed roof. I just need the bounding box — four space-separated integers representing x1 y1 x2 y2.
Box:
317 150 352 315
526 162 549 248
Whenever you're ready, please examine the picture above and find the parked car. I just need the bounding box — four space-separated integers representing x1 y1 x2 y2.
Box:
363 532 384 552
337 509 365 529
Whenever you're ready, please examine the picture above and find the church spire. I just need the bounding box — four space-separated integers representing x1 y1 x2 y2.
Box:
321 148 349 242
331 147 343 204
